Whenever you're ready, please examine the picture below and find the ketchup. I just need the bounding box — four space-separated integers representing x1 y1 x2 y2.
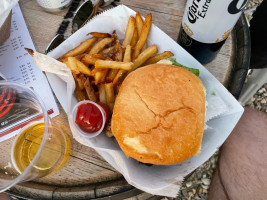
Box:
97 102 111 124
75 102 110 134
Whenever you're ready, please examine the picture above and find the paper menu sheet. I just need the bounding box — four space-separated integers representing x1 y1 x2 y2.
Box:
0 4 59 118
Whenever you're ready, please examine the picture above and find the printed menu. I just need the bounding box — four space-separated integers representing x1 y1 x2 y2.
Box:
0 4 59 140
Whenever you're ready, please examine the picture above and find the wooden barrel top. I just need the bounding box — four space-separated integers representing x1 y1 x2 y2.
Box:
4 0 249 199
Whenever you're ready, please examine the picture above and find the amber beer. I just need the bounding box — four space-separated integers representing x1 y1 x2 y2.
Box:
177 0 248 64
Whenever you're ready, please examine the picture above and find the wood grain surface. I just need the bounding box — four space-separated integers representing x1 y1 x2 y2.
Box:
3 0 235 199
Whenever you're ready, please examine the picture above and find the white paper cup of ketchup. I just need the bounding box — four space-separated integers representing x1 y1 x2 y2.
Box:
71 100 110 138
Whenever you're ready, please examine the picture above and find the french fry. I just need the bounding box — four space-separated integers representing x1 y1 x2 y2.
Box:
80 54 98 65
131 45 158 71
133 13 152 58
99 69 110 83
92 54 112 60
130 28 138 48
122 16 136 48
106 69 119 82
105 122 113 137
77 53 87 59
66 57 80 74
95 60 133 71
91 52 115 84
100 46 116 59
85 47 92 53
113 42 123 78
94 69 109 85
63 37 98 58
112 69 125 85
123 44 132 62
88 32 112 38
72 73 78 81
74 88 87 101
57 57 66 63
114 40 123 62
84 78 97 102
89 37 114 55
135 12 147 52
91 68 98 76
136 12 147 52
135 12 144 37
94 70 103 85
143 51 174 65
76 73 87 90
98 84 106 104
81 53 112 67
61 57 68 65
112 30 118 45
113 45 131 84
114 40 120 55
105 41 123 82
104 83 115 111
76 58 91 76
101 46 115 54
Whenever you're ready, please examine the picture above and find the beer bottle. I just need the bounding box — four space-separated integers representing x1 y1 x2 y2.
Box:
177 0 248 64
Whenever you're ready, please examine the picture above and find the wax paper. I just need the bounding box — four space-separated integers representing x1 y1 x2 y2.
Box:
33 5 244 197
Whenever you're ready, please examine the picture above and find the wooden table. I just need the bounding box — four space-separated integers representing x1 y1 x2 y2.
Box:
6 0 249 199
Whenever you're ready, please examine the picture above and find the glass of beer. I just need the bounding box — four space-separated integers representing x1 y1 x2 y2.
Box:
0 81 71 192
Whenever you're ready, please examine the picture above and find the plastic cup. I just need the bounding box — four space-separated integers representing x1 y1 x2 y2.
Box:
36 0 72 12
0 81 71 193
70 100 106 139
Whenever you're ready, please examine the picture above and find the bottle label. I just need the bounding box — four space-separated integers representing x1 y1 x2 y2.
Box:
182 0 248 43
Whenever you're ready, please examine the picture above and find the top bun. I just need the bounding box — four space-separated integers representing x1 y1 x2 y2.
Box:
111 64 206 165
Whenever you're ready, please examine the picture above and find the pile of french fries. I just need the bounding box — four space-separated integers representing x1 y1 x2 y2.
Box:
59 12 174 137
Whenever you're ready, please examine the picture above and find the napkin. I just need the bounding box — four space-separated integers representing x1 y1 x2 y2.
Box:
33 52 75 114
0 0 18 28
33 5 243 197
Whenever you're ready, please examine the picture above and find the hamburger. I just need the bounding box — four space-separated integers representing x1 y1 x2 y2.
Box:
111 64 206 165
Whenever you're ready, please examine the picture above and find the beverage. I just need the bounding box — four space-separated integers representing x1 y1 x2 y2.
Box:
12 122 71 176
0 82 71 192
178 28 226 64
177 0 248 64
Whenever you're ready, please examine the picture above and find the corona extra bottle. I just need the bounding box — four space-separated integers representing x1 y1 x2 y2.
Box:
177 0 248 64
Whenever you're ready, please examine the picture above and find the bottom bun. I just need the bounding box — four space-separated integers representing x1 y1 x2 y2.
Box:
111 64 206 165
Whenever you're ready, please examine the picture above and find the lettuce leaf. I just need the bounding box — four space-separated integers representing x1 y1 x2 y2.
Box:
170 58 199 76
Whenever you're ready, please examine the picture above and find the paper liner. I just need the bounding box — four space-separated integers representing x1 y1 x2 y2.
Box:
32 5 244 197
